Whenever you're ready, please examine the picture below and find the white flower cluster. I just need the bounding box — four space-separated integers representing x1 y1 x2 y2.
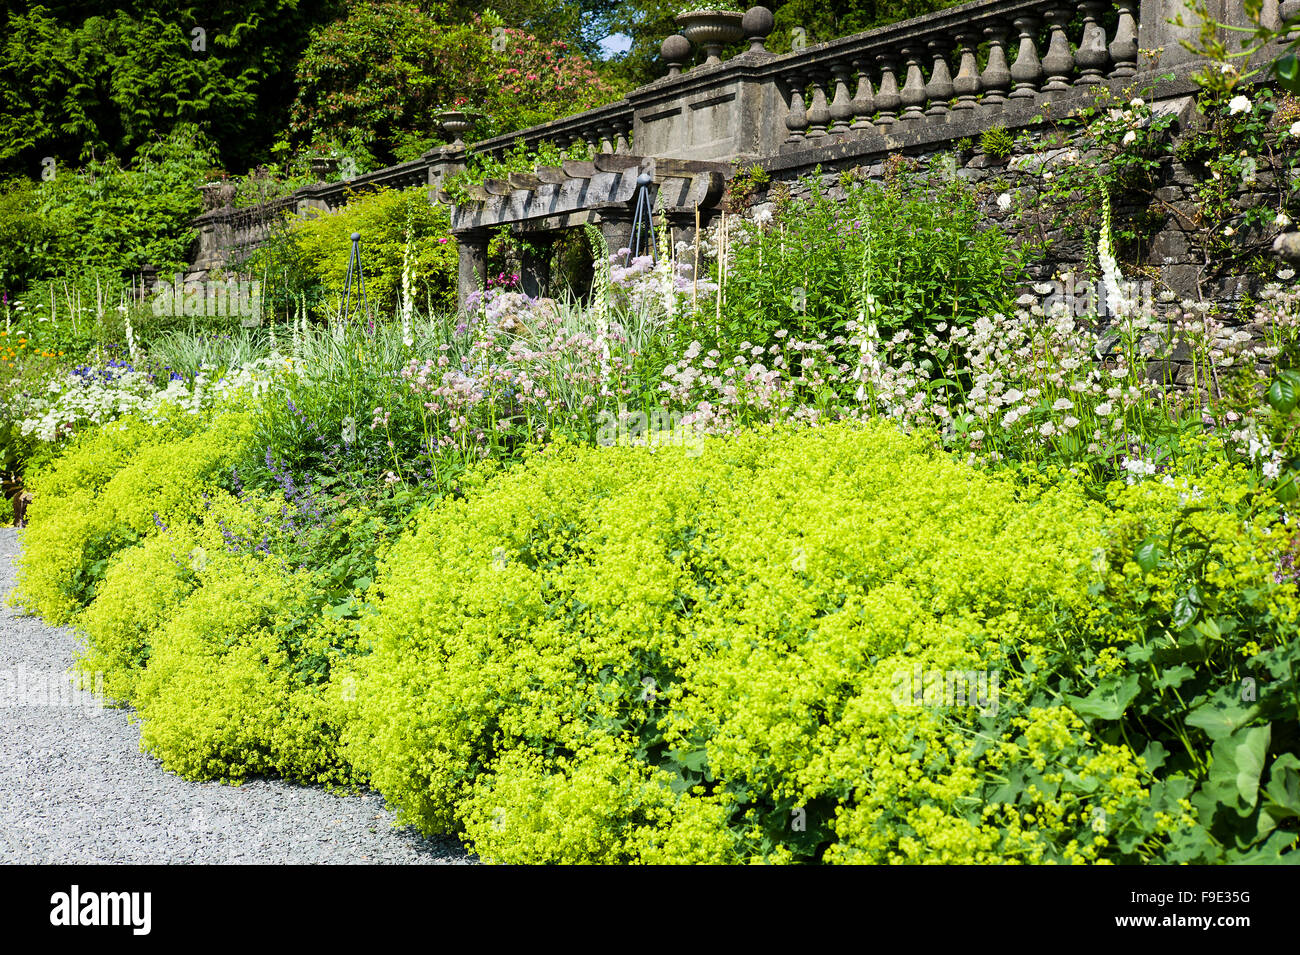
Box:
13 359 277 444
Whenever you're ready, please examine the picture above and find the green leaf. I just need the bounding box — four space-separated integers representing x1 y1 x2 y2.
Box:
1233 725 1271 809
1269 376 1299 414
1068 673 1141 721
1134 537 1162 574
1186 699 1258 741
1172 592 1199 629
1275 53 1300 96
1140 740 1170 774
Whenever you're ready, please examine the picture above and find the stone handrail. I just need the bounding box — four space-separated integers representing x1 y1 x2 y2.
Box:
460 99 636 159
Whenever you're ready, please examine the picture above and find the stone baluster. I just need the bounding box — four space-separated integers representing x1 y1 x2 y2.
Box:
951 31 981 114
899 46 927 122
596 123 615 154
849 57 876 130
924 39 955 119
783 72 809 144
828 62 856 135
1284 1 1300 40
980 23 1012 110
805 71 831 138
614 120 632 154
1041 6 1075 93
1109 0 1139 77
875 54 901 128
1009 16 1042 100
1075 1 1110 84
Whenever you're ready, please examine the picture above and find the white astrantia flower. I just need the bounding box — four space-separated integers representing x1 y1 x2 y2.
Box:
1229 95 1252 115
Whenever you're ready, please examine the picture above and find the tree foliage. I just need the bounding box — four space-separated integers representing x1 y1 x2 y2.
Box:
0 1 342 179
288 2 625 167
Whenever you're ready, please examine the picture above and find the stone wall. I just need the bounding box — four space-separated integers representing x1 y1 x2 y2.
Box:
740 85 1292 308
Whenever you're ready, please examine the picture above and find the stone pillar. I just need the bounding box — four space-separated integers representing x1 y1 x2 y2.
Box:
520 235 555 298
595 210 635 259
456 229 489 308
427 145 467 204
1139 0 1230 70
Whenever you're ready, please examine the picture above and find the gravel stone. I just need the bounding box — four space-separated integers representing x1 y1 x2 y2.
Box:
0 527 473 864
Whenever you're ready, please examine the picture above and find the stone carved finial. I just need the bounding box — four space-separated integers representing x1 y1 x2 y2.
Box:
805 73 831 138
742 6 775 54
829 62 855 134
849 58 876 130
899 46 927 122
784 71 809 144
924 39 954 118
662 34 691 76
1041 7 1075 93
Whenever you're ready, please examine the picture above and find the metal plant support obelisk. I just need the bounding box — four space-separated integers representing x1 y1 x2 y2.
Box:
625 173 657 266
341 231 370 324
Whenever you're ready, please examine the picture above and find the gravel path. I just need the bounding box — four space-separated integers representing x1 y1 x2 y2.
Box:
0 527 473 864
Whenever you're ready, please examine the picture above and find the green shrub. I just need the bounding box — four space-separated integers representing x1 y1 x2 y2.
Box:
331 426 1091 859
248 185 457 319
345 422 1300 863
133 548 357 785
980 125 1015 160
14 406 256 621
681 175 1020 366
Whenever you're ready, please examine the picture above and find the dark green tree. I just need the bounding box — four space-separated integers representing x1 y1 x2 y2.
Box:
0 1 343 180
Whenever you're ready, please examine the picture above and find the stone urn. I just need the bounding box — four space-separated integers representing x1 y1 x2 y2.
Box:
675 10 745 66
308 155 340 180
199 180 236 211
438 109 472 148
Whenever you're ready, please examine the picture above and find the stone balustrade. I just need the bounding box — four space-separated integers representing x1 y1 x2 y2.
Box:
191 0 1292 281
767 0 1142 152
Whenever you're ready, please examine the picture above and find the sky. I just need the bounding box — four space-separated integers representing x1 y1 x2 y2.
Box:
598 32 633 57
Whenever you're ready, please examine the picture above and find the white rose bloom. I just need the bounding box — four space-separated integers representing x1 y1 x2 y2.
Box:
1228 95 1252 115
1277 212 1293 228
1290 121 1300 137
997 192 1012 212
1122 131 1137 146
